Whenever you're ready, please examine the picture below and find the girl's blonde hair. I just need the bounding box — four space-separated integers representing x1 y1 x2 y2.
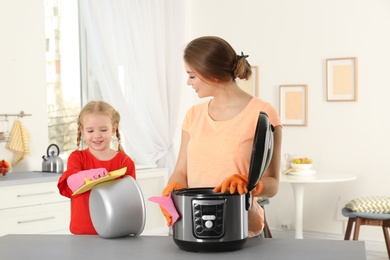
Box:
77 100 125 153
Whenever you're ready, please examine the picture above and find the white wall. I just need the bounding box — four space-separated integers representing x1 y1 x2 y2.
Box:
0 0 48 171
186 0 390 247
2 0 390 250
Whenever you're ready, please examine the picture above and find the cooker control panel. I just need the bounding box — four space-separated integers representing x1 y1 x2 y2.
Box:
192 199 225 238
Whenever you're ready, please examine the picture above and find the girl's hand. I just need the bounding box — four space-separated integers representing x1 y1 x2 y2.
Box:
84 168 109 180
67 168 108 192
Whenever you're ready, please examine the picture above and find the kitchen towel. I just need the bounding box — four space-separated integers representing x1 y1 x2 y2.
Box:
6 119 31 166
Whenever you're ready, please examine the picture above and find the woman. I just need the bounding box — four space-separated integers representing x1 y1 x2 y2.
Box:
162 36 282 237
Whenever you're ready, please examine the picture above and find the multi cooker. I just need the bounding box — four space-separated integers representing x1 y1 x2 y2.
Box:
171 111 274 252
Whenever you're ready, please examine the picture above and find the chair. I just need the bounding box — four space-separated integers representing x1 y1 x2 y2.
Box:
342 196 390 259
258 198 272 238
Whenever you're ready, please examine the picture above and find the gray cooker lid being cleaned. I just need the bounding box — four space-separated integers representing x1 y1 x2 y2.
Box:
89 176 146 238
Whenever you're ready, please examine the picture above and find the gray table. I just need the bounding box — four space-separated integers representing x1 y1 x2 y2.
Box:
0 234 366 260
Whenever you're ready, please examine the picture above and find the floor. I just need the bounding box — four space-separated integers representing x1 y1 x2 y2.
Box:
366 250 389 260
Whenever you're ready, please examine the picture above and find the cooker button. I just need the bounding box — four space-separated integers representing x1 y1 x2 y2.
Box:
215 226 223 233
195 225 203 233
205 220 213 229
194 210 201 217
195 218 201 225
202 215 214 220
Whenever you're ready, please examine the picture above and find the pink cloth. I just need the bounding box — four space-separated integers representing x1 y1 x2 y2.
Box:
148 195 180 226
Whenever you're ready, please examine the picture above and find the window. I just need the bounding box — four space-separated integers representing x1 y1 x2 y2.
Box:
44 0 81 155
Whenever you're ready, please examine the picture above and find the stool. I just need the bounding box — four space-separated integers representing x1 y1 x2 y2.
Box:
342 207 390 258
258 198 272 238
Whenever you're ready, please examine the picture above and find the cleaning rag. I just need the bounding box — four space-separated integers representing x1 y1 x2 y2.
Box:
6 119 31 166
148 195 180 226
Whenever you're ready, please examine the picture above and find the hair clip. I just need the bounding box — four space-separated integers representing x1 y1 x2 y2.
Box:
237 51 249 60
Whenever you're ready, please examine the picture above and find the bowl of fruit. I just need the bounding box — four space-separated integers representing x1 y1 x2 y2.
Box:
291 157 313 170
0 160 10 176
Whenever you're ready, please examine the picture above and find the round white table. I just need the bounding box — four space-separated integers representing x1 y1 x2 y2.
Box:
280 172 357 239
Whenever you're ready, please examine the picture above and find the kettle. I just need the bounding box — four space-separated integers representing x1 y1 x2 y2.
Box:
42 144 64 173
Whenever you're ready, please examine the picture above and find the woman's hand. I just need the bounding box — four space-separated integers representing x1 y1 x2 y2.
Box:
213 174 265 196
162 182 183 197
160 182 183 226
214 174 248 194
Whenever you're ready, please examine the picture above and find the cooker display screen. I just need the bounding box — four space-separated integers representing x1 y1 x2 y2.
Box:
201 205 215 214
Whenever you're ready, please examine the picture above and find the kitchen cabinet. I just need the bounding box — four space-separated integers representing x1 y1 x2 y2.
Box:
0 167 169 236
136 167 169 235
0 181 70 236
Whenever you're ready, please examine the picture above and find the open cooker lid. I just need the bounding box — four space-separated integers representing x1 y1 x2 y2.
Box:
247 111 274 192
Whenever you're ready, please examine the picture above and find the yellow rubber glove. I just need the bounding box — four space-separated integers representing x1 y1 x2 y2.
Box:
161 182 183 226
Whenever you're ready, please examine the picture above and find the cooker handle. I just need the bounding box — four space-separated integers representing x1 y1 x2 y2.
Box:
245 192 252 211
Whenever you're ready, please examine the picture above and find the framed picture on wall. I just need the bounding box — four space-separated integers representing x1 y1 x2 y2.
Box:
237 66 259 96
279 85 308 126
326 57 358 101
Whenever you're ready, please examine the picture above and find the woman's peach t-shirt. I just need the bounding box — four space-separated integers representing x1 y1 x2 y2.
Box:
183 97 281 188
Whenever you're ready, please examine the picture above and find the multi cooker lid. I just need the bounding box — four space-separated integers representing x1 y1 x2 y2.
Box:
247 111 274 192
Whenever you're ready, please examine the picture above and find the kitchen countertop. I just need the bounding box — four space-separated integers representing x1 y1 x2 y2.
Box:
0 171 61 186
0 234 366 260
0 165 159 187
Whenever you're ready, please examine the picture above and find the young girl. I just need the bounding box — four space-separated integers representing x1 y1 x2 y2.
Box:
161 36 282 237
58 100 136 235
